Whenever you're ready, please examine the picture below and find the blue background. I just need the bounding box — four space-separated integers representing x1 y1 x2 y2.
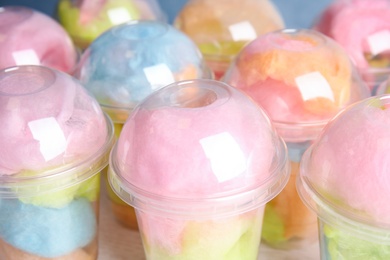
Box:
0 0 333 29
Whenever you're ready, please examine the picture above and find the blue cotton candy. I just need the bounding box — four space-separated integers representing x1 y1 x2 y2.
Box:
286 141 312 162
76 21 206 108
0 198 96 258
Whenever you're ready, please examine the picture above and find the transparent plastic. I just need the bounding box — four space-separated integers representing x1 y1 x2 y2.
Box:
0 6 77 74
375 76 390 95
297 95 390 259
74 20 212 125
174 0 284 79
314 0 390 94
57 0 166 50
74 20 213 229
109 79 290 259
0 65 114 260
223 29 370 142
223 28 370 249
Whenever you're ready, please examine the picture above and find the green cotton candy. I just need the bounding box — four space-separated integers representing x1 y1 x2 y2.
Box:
145 213 263 260
323 224 390 259
58 0 141 48
16 172 101 209
261 204 287 245
198 41 247 59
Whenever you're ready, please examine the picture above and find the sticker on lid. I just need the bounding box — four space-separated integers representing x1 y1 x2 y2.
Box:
295 71 335 102
143 63 175 90
200 132 246 183
28 117 67 161
12 49 40 65
367 30 390 56
228 21 257 42
108 7 132 25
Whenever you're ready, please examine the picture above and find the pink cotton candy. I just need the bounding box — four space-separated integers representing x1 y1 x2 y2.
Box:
78 0 107 24
223 29 369 142
0 66 108 175
235 77 335 124
0 7 77 73
110 80 290 256
115 82 277 198
307 98 390 222
315 0 390 70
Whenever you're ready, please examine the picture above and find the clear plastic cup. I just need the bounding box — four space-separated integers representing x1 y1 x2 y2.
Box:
223 28 371 249
174 0 284 80
375 75 390 96
108 79 290 259
73 20 213 230
0 65 114 260
57 0 166 50
313 0 390 94
297 94 390 259
0 6 78 74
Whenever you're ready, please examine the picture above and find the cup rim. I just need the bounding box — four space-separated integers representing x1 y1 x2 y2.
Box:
108 132 290 219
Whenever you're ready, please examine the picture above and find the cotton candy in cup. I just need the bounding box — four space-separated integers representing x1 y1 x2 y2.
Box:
0 198 96 258
74 20 213 229
174 0 284 79
223 28 370 249
57 0 166 50
314 0 390 94
74 20 212 128
108 79 290 259
0 65 114 259
0 6 77 74
297 94 390 259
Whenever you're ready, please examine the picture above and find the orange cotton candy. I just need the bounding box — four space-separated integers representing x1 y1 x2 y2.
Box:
228 31 353 118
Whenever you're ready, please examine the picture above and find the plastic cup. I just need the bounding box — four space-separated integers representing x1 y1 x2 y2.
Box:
0 6 77 74
108 79 290 259
73 20 213 230
297 94 390 259
313 0 390 94
0 65 114 260
57 0 166 50
174 0 284 80
374 76 390 96
223 28 371 249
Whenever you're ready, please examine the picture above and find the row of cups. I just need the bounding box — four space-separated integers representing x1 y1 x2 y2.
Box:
1 0 390 259
1 63 389 259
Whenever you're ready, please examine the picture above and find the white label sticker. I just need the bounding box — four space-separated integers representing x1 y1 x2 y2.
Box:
143 63 175 90
28 117 67 161
108 7 132 25
295 71 335 102
367 30 390 56
200 132 246 183
12 49 40 65
228 21 257 42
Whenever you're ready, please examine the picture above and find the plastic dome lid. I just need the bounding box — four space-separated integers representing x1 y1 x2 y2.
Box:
297 95 390 239
174 0 284 63
223 29 370 142
0 6 78 74
57 0 166 50
109 79 290 218
0 65 114 195
74 20 212 124
313 0 390 91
